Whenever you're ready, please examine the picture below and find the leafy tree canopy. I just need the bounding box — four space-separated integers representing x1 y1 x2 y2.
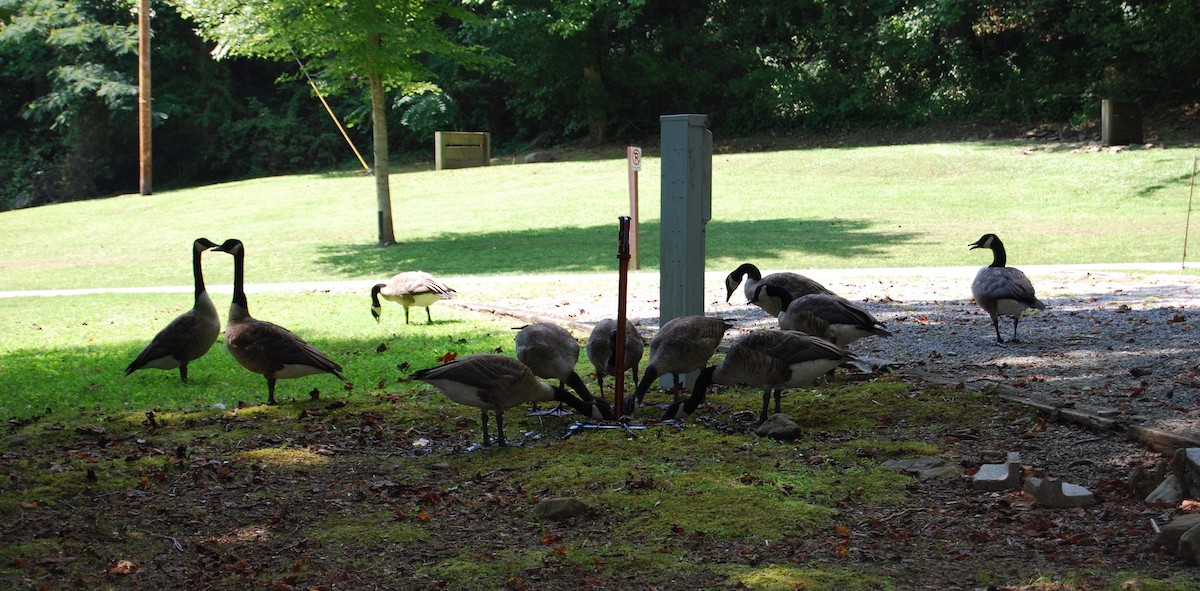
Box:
172 0 490 96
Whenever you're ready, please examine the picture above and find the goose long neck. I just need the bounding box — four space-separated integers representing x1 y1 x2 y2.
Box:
989 242 1008 268
229 247 250 321
765 285 792 310
370 284 384 306
192 246 206 299
553 388 589 415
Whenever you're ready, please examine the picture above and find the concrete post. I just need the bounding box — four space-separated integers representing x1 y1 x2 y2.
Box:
659 114 712 387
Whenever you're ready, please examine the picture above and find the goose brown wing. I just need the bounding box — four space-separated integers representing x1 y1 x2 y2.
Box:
750 330 845 365
389 271 456 298
764 272 834 298
978 267 1042 306
411 354 527 390
794 293 886 330
227 320 345 379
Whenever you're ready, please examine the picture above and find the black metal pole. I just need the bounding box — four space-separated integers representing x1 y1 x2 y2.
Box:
614 216 631 417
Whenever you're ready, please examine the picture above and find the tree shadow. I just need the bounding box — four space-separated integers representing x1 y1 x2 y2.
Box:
313 218 922 278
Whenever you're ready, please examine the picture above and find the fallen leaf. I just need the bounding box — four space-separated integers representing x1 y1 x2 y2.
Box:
437 351 458 363
106 559 140 575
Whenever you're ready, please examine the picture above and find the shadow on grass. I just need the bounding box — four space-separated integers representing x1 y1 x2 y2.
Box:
314 219 922 278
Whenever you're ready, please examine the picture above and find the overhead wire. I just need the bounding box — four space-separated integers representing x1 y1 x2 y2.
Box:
292 50 371 173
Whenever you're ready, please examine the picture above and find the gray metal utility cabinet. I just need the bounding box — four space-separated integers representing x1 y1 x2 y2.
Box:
658 114 713 386
1101 100 1143 146
435 131 491 170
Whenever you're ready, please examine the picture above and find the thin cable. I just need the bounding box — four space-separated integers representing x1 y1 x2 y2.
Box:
293 52 371 173
1185 156 1197 268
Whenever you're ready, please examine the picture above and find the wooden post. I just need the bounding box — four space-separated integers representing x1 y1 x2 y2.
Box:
614 216 632 418
137 0 152 195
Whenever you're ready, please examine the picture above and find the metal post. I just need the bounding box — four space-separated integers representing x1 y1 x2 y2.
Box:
658 114 712 388
614 216 631 417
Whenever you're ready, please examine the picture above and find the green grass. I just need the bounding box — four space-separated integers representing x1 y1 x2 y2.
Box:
2 138 1200 590
1 140 1197 292
0 291 517 418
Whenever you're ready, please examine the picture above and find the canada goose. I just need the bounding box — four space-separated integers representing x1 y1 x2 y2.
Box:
410 354 613 447
585 318 644 398
370 271 456 324
626 315 732 415
750 284 892 347
662 330 853 425
212 239 346 404
725 262 833 317
124 238 221 382
514 322 596 403
969 233 1047 343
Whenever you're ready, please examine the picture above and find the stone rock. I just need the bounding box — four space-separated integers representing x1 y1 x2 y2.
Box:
1153 513 1200 552
1127 461 1168 499
524 151 561 164
972 460 1021 492
1181 448 1200 498
1022 477 1095 508
753 414 803 441
883 457 964 481
533 497 591 521
1179 522 1200 565
1145 474 1185 504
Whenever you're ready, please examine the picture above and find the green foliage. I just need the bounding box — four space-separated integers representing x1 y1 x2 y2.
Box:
3 0 1200 207
396 91 459 141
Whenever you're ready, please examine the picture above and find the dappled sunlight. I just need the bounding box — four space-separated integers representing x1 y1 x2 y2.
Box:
208 525 274 545
237 447 330 469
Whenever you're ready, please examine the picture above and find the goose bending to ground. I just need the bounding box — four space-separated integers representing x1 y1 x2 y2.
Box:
750 284 891 347
585 319 644 398
514 322 599 405
370 271 456 324
411 354 613 447
213 239 346 404
969 233 1047 343
725 262 833 317
626 315 732 416
124 238 221 383
663 330 853 424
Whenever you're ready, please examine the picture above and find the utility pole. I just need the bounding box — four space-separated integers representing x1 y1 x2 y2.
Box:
138 0 152 195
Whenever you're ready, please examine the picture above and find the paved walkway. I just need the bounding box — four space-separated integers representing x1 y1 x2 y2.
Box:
1 262 1192 298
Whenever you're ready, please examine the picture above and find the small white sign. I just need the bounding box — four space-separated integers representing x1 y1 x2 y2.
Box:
629 146 642 172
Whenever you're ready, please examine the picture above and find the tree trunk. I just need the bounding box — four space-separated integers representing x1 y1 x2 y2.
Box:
582 64 607 144
580 33 607 144
369 71 395 245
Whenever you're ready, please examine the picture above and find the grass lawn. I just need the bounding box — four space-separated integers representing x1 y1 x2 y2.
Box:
0 139 1196 293
2 137 1200 590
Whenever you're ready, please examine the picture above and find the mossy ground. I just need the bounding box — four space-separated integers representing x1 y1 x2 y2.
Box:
2 366 1196 590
